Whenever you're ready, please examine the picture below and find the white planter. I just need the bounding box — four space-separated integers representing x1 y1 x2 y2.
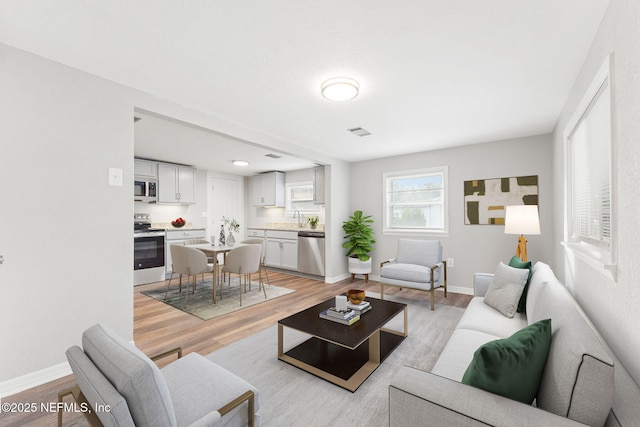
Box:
348 257 372 280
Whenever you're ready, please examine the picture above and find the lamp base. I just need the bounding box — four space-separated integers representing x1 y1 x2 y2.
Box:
515 235 528 262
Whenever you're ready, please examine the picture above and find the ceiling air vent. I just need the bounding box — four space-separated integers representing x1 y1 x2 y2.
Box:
133 116 142 123
265 154 282 159
348 127 371 137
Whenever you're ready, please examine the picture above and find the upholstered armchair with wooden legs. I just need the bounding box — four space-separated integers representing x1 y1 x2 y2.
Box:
379 239 447 311
59 323 259 427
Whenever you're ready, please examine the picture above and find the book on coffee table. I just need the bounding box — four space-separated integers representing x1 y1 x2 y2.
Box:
347 301 371 314
326 308 355 319
320 309 360 325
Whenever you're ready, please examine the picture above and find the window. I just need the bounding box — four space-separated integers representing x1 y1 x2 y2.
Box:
285 181 322 215
383 166 448 235
564 54 616 278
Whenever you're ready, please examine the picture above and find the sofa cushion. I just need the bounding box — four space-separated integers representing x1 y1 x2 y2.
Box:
484 262 528 318
527 272 614 426
431 328 502 382
456 297 528 338
461 319 552 404
82 324 177 427
508 256 532 313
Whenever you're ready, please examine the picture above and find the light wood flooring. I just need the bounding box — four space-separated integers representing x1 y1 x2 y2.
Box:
2 270 471 427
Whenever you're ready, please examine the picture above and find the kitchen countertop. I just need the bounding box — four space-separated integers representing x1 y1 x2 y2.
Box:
248 223 324 232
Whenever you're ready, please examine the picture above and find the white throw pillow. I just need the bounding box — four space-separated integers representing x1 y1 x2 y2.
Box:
484 262 529 318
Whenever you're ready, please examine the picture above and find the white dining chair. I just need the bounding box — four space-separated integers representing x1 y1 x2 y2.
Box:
221 244 263 306
166 244 215 305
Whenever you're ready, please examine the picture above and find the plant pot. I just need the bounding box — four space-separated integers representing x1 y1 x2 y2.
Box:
348 257 372 274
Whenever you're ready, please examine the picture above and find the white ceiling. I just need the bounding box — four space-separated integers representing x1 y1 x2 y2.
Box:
0 1 609 173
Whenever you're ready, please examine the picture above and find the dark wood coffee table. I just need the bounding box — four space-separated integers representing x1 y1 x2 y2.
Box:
277 296 408 392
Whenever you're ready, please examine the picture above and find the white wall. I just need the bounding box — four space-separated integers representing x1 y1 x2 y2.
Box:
0 42 351 393
350 134 554 293
0 44 134 390
552 0 640 384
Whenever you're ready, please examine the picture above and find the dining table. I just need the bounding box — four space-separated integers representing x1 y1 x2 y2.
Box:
190 243 237 302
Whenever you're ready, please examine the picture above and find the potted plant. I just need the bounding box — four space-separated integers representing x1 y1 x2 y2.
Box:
342 210 376 282
222 216 240 246
307 215 320 229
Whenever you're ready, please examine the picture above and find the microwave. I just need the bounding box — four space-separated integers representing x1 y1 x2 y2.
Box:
134 176 157 202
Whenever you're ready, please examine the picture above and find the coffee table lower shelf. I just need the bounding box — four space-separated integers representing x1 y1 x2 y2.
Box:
278 328 406 392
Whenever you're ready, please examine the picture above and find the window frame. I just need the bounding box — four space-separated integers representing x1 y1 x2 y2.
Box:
563 53 617 280
382 166 449 236
285 180 322 216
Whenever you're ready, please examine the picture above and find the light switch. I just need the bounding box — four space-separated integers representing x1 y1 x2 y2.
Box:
109 167 123 186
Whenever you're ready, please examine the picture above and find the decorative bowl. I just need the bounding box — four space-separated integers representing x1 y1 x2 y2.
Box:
171 221 186 228
347 289 366 305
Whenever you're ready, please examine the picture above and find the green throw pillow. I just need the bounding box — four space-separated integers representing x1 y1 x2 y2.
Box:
461 319 552 404
508 256 532 313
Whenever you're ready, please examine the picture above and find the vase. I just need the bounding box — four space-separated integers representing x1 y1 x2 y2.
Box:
310 223 317 229
218 225 225 246
227 231 235 246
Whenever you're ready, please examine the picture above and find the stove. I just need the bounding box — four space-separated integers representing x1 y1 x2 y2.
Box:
133 213 166 285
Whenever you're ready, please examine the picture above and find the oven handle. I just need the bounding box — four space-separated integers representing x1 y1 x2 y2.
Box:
134 231 166 238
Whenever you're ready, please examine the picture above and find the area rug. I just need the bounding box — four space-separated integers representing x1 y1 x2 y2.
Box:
142 277 295 321
206 294 464 426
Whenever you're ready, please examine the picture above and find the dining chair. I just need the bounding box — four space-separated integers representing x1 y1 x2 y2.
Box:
240 238 270 289
184 239 215 282
166 244 215 305
222 244 264 306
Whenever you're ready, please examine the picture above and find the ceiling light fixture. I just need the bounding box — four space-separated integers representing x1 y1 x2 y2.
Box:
232 160 249 166
321 77 360 101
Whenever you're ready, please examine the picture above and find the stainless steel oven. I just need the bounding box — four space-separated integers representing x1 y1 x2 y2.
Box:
133 213 166 285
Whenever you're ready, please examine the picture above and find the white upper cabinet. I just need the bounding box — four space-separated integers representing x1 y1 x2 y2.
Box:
252 171 285 207
313 166 325 205
157 163 196 204
134 159 157 178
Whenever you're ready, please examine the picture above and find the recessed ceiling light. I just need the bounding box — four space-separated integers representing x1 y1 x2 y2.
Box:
321 77 360 101
232 160 250 166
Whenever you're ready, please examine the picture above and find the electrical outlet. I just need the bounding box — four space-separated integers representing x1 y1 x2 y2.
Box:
447 258 454 268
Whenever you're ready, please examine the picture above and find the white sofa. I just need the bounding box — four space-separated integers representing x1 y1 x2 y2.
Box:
389 262 640 426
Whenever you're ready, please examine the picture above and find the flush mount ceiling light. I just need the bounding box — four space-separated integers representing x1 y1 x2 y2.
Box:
232 160 250 166
321 77 360 101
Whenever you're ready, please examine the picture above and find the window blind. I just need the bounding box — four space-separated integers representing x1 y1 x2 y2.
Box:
568 80 611 248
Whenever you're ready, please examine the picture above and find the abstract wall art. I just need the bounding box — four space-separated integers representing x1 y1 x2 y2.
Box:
464 175 538 225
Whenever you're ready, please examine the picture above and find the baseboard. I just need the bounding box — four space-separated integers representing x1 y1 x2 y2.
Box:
0 361 71 398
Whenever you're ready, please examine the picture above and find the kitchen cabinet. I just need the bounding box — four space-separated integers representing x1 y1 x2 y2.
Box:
165 228 206 273
252 171 285 207
157 163 196 204
313 166 325 205
134 159 157 178
264 230 298 270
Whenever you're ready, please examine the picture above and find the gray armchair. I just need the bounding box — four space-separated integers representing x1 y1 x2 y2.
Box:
59 323 259 426
380 239 447 310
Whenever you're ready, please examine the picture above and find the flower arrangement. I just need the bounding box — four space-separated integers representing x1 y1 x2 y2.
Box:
222 216 240 232
307 215 320 229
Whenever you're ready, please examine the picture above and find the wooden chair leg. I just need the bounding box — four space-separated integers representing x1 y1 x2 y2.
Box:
164 271 176 300
430 286 435 311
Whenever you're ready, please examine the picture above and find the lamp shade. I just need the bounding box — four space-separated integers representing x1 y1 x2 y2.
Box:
504 205 540 235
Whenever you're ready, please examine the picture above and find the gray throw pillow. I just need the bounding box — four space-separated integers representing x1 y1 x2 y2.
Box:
484 262 529 318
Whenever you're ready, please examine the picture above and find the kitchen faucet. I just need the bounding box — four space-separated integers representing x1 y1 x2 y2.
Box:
294 210 305 228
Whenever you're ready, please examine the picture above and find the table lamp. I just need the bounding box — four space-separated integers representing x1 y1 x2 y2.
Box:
504 205 540 262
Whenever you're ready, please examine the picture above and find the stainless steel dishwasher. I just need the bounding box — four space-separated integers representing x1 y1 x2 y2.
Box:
297 231 325 276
